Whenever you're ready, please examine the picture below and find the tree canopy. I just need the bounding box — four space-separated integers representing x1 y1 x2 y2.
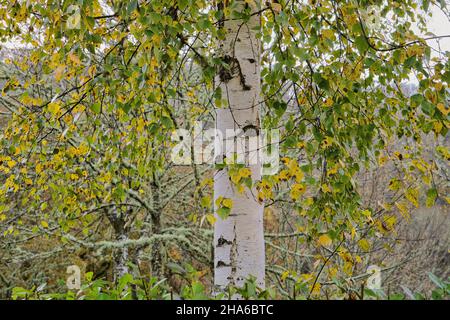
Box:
0 0 449 299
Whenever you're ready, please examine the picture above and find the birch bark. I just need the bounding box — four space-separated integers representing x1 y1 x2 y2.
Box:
214 0 265 290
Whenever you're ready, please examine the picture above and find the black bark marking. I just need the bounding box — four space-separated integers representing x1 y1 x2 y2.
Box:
219 55 252 91
217 235 233 247
217 260 231 268
242 123 260 136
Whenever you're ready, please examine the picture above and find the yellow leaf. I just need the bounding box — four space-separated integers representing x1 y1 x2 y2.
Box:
238 167 252 178
383 215 397 231
281 157 289 165
378 155 388 166
320 136 333 149
7 160 16 168
405 188 419 208
47 102 61 117
433 121 443 134
68 52 81 66
257 191 264 203
136 118 145 133
343 261 353 275
321 184 331 193
40 220 49 228
351 226 356 240
437 103 449 116
151 33 161 45
388 178 401 191
222 198 233 209
358 239 370 251
215 196 224 207
318 234 332 247
77 143 89 155
327 165 338 176
200 196 211 208
54 64 66 81
206 214 216 225
272 2 282 13
300 273 314 282
278 169 290 181
290 183 306 201
88 65 97 78
287 159 299 173
361 209 371 217
324 97 333 107
294 170 304 182
322 29 335 40
296 141 305 148
395 201 410 220
394 151 403 160
304 197 314 206
310 283 321 296
230 173 241 184
328 267 338 278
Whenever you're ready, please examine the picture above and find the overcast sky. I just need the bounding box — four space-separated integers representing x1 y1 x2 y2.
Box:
421 5 450 53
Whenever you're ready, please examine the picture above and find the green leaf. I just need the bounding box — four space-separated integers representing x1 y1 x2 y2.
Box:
127 0 138 14
389 293 405 300
404 56 416 68
217 207 231 219
410 94 424 105
421 100 435 116
312 73 330 91
120 102 132 114
426 188 438 207
355 36 369 52
85 271 93 282
272 100 287 118
90 102 101 114
161 116 173 128
118 273 133 290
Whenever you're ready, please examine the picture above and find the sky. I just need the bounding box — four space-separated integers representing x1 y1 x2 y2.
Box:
421 5 450 53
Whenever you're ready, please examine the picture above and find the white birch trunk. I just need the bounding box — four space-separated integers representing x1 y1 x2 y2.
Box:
214 0 265 290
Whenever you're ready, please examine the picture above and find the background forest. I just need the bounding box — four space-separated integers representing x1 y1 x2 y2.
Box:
0 0 449 300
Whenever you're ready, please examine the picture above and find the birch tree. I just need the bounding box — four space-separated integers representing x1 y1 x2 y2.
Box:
214 0 265 290
0 0 449 299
